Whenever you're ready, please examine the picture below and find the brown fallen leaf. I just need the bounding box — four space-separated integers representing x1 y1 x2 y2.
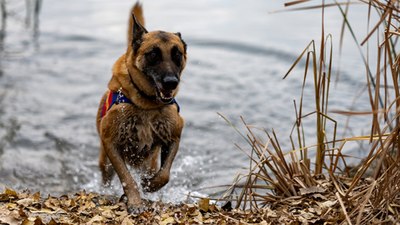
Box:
100 208 114 219
21 217 44 225
198 198 210 212
0 188 18 202
311 193 328 200
121 216 135 225
47 218 59 225
17 198 34 207
0 206 22 224
299 186 326 195
87 215 104 225
160 216 175 225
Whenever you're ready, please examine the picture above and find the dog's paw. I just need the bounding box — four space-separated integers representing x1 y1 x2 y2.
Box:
127 205 147 215
141 177 159 192
119 194 128 204
127 199 153 215
141 175 168 192
118 194 147 215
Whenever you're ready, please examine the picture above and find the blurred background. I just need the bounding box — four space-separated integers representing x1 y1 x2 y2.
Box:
0 0 374 202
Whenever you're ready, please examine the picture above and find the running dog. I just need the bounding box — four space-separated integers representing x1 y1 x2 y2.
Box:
96 2 187 212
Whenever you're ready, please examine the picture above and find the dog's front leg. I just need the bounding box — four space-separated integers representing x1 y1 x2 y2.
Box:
102 140 143 210
141 141 179 192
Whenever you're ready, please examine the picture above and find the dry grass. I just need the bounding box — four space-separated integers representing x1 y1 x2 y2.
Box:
221 0 400 224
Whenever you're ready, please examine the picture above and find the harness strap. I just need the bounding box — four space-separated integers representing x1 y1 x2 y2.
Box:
171 98 180 113
101 90 180 118
100 90 132 118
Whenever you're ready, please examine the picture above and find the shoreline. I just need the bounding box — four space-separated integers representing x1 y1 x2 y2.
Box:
1 177 397 225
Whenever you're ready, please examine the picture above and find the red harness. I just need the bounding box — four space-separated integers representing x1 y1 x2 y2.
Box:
100 90 132 118
100 90 180 118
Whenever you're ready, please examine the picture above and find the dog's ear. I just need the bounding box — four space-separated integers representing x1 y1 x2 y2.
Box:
174 32 182 38
174 32 187 54
131 13 148 54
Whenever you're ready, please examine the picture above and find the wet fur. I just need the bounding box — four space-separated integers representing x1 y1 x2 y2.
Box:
96 2 187 210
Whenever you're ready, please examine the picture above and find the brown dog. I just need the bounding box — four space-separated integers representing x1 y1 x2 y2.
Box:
96 2 187 211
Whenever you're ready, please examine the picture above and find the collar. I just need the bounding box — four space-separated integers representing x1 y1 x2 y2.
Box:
101 89 180 118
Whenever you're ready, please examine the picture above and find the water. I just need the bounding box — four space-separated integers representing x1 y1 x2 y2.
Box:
0 0 375 202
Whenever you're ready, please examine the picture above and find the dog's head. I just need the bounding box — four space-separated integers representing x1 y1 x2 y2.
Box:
127 13 187 104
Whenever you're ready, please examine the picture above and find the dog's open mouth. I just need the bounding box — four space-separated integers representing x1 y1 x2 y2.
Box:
155 83 174 104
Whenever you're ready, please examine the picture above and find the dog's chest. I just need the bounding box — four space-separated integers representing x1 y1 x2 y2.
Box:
114 107 175 160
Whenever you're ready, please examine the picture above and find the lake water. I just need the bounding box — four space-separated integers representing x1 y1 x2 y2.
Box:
0 0 375 202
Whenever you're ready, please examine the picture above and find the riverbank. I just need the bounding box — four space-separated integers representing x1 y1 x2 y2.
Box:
0 189 273 224
1 174 397 225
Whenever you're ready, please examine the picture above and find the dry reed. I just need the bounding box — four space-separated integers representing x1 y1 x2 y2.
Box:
222 0 400 223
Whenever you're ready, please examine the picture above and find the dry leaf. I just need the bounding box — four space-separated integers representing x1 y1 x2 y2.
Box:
319 200 337 209
17 198 34 207
160 216 175 225
21 218 35 225
264 209 278 218
121 216 135 225
198 198 210 212
311 193 327 200
87 215 104 225
101 209 114 219
299 186 326 195
0 188 18 202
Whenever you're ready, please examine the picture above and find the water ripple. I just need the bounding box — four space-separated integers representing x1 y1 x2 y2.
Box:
188 38 297 63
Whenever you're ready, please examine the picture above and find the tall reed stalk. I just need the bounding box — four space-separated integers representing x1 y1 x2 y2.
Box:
223 0 400 223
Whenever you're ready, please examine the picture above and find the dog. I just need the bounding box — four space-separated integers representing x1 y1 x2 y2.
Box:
96 2 187 211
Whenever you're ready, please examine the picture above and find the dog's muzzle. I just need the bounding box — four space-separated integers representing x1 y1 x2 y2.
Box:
162 76 179 90
155 75 179 103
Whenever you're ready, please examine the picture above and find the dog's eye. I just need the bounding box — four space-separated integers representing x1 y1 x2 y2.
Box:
171 46 182 67
150 51 158 59
145 48 162 65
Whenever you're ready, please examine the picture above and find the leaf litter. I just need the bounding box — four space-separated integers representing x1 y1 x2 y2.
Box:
0 188 287 225
1 176 391 225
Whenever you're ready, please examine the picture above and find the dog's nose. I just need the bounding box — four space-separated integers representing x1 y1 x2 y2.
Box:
162 76 179 90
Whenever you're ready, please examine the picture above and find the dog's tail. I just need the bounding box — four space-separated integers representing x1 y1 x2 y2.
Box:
128 2 145 45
